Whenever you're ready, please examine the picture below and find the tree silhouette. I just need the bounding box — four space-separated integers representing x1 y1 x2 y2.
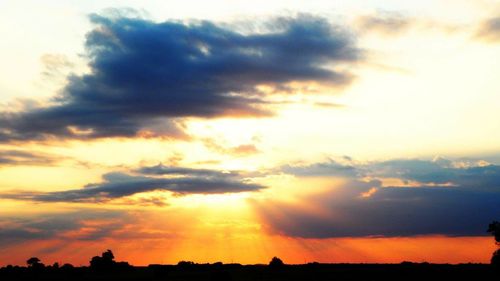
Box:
26 257 44 270
61 263 74 270
488 221 500 266
492 249 500 266
488 221 500 244
90 249 116 271
102 249 115 261
26 257 40 267
269 257 284 268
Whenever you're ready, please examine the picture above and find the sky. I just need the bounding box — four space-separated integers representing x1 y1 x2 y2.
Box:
1 0 500 266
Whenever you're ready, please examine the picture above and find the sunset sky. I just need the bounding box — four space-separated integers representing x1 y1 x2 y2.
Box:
1 0 500 266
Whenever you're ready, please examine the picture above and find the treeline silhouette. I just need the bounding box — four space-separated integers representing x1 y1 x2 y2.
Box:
1 251 498 281
0 221 498 281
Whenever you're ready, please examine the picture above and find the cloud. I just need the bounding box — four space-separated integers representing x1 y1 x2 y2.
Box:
1 165 265 203
313 101 344 108
369 158 500 188
355 11 412 35
0 149 61 166
0 208 182 250
202 138 260 156
354 11 461 37
0 13 359 142
135 164 237 177
281 156 500 188
255 157 500 238
476 16 500 42
280 158 359 178
40 54 75 79
0 209 128 246
254 179 500 238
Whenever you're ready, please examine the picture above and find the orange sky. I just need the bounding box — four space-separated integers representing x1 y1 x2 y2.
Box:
0 233 494 266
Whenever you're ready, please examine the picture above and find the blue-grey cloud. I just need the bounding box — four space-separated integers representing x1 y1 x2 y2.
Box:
1 165 264 203
256 157 500 237
0 13 359 141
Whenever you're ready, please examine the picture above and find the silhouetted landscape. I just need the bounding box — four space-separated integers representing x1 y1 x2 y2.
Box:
1 221 498 281
1 255 499 281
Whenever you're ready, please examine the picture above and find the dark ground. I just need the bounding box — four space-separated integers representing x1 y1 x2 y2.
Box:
1 262 498 281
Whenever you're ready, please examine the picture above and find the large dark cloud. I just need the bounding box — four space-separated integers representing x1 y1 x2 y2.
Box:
254 157 500 238
0 13 358 141
1 165 264 203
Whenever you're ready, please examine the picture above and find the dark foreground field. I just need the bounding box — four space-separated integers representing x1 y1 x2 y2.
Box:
1 262 498 281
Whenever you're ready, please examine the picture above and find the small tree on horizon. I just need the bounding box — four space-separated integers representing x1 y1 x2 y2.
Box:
26 257 44 269
269 257 284 268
